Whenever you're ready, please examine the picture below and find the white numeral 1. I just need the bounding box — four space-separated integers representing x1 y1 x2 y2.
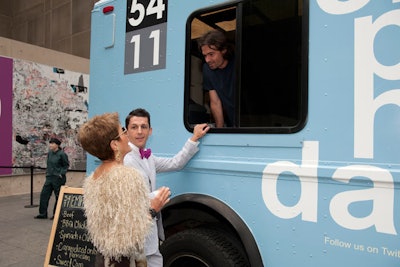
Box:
149 30 160 66
130 35 141 69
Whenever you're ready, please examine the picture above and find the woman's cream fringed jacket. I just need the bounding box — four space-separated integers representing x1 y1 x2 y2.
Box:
83 165 152 261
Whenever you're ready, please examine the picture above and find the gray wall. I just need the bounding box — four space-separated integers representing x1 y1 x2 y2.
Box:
0 0 98 59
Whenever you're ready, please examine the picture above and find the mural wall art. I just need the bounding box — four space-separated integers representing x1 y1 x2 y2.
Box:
0 56 89 175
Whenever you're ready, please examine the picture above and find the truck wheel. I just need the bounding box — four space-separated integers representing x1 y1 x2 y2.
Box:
160 227 250 267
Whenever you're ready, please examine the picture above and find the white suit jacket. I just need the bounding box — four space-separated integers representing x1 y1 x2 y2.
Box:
123 139 199 255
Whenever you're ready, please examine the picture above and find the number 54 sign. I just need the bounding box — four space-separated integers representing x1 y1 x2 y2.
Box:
125 0 167 74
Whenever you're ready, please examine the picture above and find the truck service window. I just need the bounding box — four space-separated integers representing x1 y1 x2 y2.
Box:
184 0 308 133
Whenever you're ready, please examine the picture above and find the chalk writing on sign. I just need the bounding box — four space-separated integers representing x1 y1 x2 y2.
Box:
45 186 97 267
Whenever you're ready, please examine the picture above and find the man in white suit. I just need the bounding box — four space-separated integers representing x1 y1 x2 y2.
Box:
123 108 210 267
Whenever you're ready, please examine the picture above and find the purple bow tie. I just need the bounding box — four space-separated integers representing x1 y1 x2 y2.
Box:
139 148 151 159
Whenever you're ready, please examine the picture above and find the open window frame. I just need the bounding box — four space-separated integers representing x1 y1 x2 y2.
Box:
184 0 309 134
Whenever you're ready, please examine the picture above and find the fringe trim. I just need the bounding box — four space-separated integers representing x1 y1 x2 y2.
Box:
83 165 151 260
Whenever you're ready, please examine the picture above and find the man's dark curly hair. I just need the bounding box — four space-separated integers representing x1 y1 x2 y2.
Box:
197 30 234 60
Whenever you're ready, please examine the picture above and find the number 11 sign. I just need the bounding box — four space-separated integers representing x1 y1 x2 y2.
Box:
125 0 167 74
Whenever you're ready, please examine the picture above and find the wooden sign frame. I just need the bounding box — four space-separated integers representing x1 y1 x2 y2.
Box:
44 186 97 267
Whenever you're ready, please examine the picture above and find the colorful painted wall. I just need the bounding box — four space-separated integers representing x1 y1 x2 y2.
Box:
0 56 89 175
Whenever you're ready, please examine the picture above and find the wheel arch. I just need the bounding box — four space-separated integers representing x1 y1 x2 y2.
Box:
162 193 263 267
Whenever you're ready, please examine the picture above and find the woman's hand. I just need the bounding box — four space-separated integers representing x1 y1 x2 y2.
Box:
150 186 171 212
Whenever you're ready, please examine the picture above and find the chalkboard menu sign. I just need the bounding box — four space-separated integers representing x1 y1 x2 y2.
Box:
45 186 97 267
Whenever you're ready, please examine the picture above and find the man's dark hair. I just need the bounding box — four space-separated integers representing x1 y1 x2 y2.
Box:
125 108 151 128
197 30 234 60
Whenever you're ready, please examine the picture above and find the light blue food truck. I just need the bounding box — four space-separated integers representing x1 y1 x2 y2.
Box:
88 0 400 266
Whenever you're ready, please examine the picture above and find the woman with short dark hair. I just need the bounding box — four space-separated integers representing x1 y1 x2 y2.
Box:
78 112 151 267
